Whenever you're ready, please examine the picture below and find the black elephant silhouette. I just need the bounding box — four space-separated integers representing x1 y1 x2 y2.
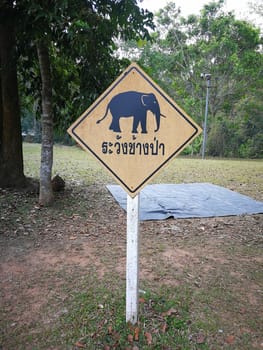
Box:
96 91 166 134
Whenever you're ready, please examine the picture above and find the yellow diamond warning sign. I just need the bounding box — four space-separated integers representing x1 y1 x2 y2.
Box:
67 62 202 197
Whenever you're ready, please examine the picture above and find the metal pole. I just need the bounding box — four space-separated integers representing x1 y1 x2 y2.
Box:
126 193 140 324
202 75 211 159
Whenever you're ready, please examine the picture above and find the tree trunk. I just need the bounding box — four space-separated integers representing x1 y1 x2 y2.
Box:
37 40 54 205
0 7 25 188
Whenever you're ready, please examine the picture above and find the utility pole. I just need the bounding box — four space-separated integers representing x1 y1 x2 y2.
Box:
201 73 211 159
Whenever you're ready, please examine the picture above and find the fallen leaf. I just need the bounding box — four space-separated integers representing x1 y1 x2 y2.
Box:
127 334 133 343
134 326 140 341
75 341 85 348
108 325 113 334
162 308 178 317
69 236 77 240
196 333 206 344
104 346 110 350
139 297 145 303
161 322 168 333
225 335 235 344
113 331 120 341
144 332 152 345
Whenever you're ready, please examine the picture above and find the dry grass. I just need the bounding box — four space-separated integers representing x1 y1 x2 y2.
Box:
0 143 262 349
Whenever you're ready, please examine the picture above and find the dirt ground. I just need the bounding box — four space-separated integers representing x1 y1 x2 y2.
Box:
0 184 263 349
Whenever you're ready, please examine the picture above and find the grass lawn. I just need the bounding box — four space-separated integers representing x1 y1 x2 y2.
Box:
0 143 262 349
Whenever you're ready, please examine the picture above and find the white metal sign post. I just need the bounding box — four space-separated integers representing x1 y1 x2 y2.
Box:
126 194 140 324
67 62 202 326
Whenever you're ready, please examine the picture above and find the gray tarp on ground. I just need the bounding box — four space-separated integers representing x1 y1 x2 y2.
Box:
107 183 263 220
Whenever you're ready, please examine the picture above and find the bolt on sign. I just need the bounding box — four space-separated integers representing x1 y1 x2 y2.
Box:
68 62 202 197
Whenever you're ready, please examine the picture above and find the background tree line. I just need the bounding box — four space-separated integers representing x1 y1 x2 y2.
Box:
0 0 262 204
122 0 263 158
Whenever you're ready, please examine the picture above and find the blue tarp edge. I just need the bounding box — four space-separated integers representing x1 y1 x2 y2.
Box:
107 183 263 221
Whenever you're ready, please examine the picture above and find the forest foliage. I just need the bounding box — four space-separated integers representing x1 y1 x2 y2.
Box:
17 0 154 143
0 0 154 193
19 0 263 158
119 1 263 158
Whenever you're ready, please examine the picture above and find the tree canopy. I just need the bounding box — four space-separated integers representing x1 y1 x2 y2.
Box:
129 1 263 158
17 0 154 135
0 0 154 193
